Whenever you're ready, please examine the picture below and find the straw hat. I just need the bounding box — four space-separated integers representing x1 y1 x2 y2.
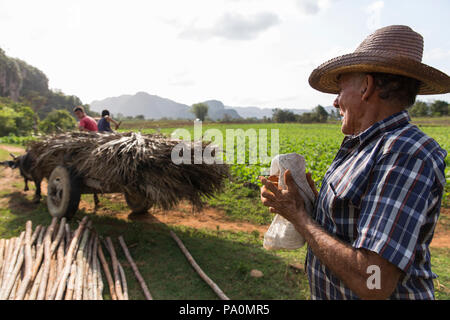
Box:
309 25 450 95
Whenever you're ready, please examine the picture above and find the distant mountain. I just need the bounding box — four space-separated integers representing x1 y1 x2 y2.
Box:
231 106 273 119
90 94 244 120
0 47 89 119
90 91 334 120
203 100 241 120
90 92 194 120
0 48 49 101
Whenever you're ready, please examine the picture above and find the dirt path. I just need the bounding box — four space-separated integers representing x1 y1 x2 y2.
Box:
1 144 27 154
77 193 268 236
0 144 448 247
114 199 268 236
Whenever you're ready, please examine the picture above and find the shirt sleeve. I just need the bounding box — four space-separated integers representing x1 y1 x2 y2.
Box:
353 152 434 273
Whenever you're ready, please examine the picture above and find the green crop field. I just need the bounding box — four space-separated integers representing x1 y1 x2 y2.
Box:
124 121 450 211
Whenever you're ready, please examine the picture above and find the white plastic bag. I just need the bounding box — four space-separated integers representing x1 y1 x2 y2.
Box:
263 153 315 250
263 214 305 250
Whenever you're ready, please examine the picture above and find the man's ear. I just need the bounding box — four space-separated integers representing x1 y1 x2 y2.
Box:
361 74 376 101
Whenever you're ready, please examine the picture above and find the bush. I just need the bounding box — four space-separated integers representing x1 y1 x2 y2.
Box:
272 105 328 123
0 134 36 146
191 103 209 121
410 100 429 117
430 100 449 117
0 107 16 136
0 97 36 136
39 109 76 134
272 108 296 123
297 112 318 123
409 100 449 117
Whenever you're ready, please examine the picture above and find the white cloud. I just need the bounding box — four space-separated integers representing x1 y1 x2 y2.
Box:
295 0 337 15
179 12 280 41
296 0 320 15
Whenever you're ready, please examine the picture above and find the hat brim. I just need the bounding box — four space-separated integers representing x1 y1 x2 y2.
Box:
309 51 450 95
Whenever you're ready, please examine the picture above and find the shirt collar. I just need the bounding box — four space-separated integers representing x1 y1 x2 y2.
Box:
345 110 411 147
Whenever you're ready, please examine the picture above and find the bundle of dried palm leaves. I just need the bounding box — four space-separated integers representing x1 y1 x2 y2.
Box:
27 131 229 210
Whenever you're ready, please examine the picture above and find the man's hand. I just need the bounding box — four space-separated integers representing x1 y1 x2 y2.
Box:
259 169 308 225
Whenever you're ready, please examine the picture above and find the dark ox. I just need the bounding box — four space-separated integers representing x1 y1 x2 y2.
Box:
1 152 43 203
1 152 101 208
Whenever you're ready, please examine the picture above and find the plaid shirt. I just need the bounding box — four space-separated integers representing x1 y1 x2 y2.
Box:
306 110 447 300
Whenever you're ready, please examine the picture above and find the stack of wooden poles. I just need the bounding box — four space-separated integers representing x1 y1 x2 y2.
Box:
0 216 152 300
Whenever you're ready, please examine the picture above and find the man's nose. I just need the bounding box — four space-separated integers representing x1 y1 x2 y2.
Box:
333 97 339 108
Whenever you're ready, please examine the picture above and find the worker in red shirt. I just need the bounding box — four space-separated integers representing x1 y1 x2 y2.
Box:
73 106 98 132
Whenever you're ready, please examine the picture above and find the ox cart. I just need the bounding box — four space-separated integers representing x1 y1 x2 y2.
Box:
25 131 228 219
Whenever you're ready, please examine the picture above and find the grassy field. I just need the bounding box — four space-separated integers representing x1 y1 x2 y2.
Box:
0 118 449 299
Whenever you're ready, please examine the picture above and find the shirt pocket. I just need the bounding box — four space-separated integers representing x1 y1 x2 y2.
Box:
330 178 363 208
328 181 362 241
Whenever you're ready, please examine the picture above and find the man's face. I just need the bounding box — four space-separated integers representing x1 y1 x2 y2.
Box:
333 73 366 135
74 110 85 120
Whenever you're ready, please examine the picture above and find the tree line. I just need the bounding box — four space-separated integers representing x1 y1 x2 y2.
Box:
409 100 449 117
190 103 333 123
271 105 331 123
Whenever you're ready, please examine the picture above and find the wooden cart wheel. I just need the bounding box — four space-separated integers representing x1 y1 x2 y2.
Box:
47 166 81 219
124 191 152 214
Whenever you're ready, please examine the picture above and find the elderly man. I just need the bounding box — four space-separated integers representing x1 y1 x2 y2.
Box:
260 25 449 300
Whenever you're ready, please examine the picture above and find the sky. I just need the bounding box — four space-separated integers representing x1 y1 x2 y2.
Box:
1 0 449 109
